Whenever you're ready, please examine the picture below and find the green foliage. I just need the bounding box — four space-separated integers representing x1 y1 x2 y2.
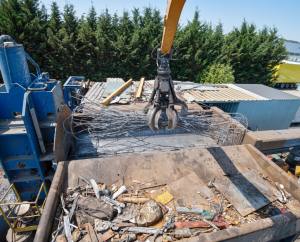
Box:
200 63 235 84
220 21 287 85
0 1 287 84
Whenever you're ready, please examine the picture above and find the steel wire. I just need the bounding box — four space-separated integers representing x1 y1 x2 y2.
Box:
63 93 248 157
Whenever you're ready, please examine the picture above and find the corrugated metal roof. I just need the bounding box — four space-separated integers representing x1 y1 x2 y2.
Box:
235 84 299 100
82 78 134 110
181 84 263 103
283 89 300 98
82 79 298 108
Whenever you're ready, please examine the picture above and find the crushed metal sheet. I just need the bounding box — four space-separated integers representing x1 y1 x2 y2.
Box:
213 170 278 216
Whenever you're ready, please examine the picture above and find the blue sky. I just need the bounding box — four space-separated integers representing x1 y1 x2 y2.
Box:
41 0 300 41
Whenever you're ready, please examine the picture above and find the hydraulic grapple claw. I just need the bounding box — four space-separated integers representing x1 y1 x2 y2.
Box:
166 107 178 129
146 106 178 131
147 106 160 131
145 48 187 130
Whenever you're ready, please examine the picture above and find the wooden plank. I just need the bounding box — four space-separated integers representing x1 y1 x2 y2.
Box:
214 170 277 216
135 77 145 98
102 78 133 106
83 223 98 242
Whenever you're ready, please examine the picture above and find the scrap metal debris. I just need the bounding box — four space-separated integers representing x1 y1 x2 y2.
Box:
51 175 292 242
64 89 248 158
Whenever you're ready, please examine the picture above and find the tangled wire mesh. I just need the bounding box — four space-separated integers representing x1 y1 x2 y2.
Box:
64 94 248 157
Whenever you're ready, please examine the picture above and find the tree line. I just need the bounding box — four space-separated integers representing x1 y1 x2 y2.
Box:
0 0 287 85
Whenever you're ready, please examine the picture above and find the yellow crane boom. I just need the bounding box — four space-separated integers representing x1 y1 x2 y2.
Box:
161 0 186 55
145 0 187 130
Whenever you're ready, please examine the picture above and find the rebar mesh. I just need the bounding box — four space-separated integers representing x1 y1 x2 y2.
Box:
64 94 248 157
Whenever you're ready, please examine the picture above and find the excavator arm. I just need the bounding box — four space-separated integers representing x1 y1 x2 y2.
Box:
145 0 188 130
161 0 186 55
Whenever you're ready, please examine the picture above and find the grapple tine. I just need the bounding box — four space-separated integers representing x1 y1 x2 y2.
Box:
147 106 160 131
154 109 162 130
166 107 178 129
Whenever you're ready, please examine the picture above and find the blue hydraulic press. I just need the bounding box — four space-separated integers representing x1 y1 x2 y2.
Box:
0 35 84 201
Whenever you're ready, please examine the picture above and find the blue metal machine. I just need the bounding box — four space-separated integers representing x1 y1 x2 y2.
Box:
63 76 86 110
0 35 83 201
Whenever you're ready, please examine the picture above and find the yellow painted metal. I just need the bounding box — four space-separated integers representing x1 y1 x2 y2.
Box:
12 185 22 202
0 182 46 234
102 78 133 106
295 166 300 176
135 77 145 98
14 225 38 232
160 0 186 54
275 62 300 84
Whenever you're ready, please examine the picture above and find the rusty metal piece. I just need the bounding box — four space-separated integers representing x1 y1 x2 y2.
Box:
82 223 98 242
111 222 135 231
175 221 210 229
139 184 167 191
175 220 228 230
56 235 67 242
119 234 137 242
117 196 150 204
98 229 115 242
174 228 192 239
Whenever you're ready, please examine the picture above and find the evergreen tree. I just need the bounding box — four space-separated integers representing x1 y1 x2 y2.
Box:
0 0 48 69
46 1 63 78
0 2 287 85
87 6 97 31
77 6 98 79
114 11 134 77
58 4 78 77
200 63 235 84
48 1 61 32
95 9 117 79
221 21 286 85
173 10 218 81
0 0 23 37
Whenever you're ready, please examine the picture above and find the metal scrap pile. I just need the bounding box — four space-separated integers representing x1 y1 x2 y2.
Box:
51 173 290 242
268 150 300 183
